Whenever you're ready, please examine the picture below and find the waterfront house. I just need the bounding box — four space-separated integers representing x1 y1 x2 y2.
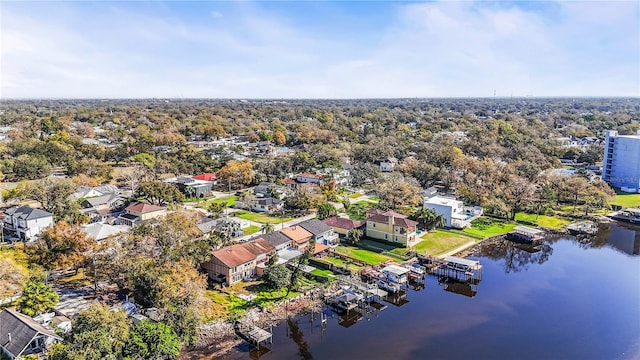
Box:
423 196 483 229
322 217 365 236
202 238 274 286
281 225 313 251
118 202 167 227
365 209 418 247
0 309 62 360
298 219 340 246
3 206 54 241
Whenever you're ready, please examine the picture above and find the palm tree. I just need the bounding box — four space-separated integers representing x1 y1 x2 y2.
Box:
262 223 275 234
410 207 444 230
346 228 363 244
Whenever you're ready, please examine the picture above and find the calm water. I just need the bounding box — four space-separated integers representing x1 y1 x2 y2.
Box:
225 222 640 360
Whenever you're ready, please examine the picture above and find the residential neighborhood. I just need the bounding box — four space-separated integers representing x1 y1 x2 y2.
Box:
0 96 638 360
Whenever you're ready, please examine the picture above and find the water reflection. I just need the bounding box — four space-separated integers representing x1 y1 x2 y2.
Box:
286 318 313 360
438 277 478 298
480 239 553 273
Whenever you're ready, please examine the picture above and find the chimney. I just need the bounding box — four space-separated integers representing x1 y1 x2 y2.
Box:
7 333 11 343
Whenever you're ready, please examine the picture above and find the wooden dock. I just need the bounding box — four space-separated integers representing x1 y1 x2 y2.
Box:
236 322 273 348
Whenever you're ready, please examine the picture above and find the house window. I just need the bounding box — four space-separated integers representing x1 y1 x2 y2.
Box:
384 234 387 240
395 235 398 241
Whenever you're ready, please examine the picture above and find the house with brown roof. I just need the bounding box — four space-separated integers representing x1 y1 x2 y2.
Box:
118 202 167 227
0 309 62 360
201 238 275 286
323 217 365 236
365 209 418 247
281 225 313 252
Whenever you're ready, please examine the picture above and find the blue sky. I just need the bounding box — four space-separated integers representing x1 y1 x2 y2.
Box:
1 1 639 98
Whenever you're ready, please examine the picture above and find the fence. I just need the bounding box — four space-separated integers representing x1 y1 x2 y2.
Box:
0 293 22 306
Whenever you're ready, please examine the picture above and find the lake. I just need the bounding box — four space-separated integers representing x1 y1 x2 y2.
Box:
224 222 640 360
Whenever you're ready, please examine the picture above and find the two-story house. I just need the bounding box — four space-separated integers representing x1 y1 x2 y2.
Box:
202 238 274 286
80 193 125 223
260 231 293 252
251 198 283 213
3 206 54 241
365 209 418 247
375 157 398 172
281 225 313 252
0 309 62 360
118 202 167 227
163 176 214 198
298 219 340 247
423 196 483 229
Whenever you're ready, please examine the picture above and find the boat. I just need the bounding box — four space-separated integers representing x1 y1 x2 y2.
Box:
611 208 640 224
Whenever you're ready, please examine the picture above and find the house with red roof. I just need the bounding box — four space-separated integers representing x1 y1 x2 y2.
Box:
322 217 365 236
194 173 217 183
365 209 418 247
118 202 167 227
202 238 275 285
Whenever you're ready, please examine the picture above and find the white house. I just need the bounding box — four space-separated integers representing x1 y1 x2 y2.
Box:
251 198 283 213
296 173 323 184
377 157 398 172
3 206 54 241
603 130 640 193
423 196 483 229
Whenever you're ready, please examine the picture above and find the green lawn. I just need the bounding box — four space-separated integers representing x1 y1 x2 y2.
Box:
461 217 517 238
310 269 335 278
612 191 640 209
368 196 380 202
392 230 474 256
334 245 391 265
242 225 261 236
323 256 364 272
211 195 237 206
349 193 363 199
515 213 571 229
233 210 292 224
205 283 302 320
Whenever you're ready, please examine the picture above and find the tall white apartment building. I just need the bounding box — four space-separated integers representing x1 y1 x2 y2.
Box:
602 130 640 193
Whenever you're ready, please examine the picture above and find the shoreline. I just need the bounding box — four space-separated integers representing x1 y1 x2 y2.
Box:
180 227 573 359
179 286 331 359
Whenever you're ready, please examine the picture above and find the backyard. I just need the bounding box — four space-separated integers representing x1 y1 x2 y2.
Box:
459 217 517 239
391 230 475 257
242 225 261 236
514 213 571 229
612 191 640 209
232 210 292 224
334 245 391 265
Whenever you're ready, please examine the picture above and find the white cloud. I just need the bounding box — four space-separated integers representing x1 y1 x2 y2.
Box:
1 1 638 98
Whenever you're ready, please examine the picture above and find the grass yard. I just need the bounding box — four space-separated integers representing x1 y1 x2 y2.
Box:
205 282 303 320
204 290 250 320
233 210 292 224
462 217 517 239
323 256 364 272
310 269 335 278
612 191 640 209
0 244 30 275
515 213 571 229
368 196 380 202
349 193 363 199
242 225 261 236
210 195 237 206
392 230 474 256
334 245 391 265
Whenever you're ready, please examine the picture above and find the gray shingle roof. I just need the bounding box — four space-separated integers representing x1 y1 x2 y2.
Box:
82 193 122 208
0 309 61 358
4 206 53 220
298 219 332 236
260 231 291 247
